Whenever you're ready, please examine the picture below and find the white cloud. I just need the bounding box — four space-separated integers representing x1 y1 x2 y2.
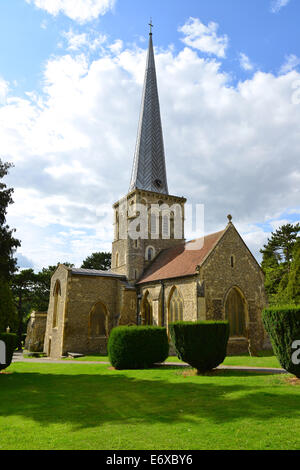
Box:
109 39 123 54
280 54 300 74
26 0 115 23
0 77 9 105
178 17 229 58
63 29 107 51
270 0 290 13
239 53 254 71
2 35 300 269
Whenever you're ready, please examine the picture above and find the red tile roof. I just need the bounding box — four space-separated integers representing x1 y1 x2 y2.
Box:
137 229 226 284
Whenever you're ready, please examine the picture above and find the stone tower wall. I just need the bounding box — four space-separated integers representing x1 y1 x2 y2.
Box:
112 189 186 283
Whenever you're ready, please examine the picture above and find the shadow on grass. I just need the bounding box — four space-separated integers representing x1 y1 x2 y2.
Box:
152 365 284 376
0 367 298 430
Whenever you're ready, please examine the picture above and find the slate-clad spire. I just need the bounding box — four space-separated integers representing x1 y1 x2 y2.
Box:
129 27 169 195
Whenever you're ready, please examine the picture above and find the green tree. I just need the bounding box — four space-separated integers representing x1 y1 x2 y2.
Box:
11 262 74 346
11 269 36 347
261 223 300 304
286 239 300 304
0 280 17 333
31 262 74 311
81 252 111 271
0 160 21 280
0 159 20 334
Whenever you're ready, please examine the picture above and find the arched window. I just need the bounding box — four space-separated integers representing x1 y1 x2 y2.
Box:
52 280 61 328
162 213 170 238
115 252 119 267
88 302 108 337
141 292 153 325
145 246 155 261
168 287 184 323
225 287 246 337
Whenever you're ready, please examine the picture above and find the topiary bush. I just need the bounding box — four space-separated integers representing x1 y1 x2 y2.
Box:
108 326 169 370
169 321 230 374
0 333 17 372
262 306 300 377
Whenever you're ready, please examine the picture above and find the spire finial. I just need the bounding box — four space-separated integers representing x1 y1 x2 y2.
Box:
149 18 153 35
227 214 233 224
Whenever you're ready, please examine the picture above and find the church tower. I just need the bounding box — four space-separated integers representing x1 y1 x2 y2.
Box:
111 25 186 283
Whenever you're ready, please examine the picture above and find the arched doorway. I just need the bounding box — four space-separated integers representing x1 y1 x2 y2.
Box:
225 287 247 337
141 292 153 325
88 302 108 338
168 287 184 324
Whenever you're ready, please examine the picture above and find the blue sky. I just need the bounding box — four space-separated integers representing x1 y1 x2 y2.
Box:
0 0 299 270
1 0 299 93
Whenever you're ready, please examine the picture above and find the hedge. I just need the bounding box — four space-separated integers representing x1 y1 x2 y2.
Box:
108 326 169 370
169 321 230 373
0 333 17 372
262 306 300 377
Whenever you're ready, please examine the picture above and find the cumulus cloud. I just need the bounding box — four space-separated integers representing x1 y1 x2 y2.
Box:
62 29 107 51
178 17 229 58
0 77 9 105
270 0 290 13
2 28 300 269
26 0 115 23
280 54 300 74
239 53 254 71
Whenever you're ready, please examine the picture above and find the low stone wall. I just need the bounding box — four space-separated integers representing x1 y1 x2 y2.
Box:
227 337 249 355
25 312 48 352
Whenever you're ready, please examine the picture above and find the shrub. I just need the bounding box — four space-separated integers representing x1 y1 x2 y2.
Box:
169 321 230 373
0 333 17 371
262 306 300 377
108 326 169 370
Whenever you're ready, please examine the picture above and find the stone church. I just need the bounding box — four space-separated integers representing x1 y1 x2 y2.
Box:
43 30 267 359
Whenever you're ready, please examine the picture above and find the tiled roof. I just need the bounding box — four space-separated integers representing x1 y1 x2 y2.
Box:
137 229 226 284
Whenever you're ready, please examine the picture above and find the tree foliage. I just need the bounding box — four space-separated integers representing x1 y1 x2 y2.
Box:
260 223 300 305
11 262 74 345
81 252 111 271
0 280 17 333
286 239 300 305
0 159 20 280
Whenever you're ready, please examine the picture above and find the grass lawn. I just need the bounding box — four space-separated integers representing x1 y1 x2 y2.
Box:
0 362 299 450
63 350 281 369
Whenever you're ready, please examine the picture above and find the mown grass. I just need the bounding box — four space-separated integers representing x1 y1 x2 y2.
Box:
62 350 281 369
0 362 298 450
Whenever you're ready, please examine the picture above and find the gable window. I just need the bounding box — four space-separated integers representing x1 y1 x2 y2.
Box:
231 255 235 268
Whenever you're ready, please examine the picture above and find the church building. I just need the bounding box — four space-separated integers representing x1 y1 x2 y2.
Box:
44 28 267 359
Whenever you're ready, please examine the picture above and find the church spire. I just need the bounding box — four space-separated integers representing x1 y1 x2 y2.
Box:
129 24 169 195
